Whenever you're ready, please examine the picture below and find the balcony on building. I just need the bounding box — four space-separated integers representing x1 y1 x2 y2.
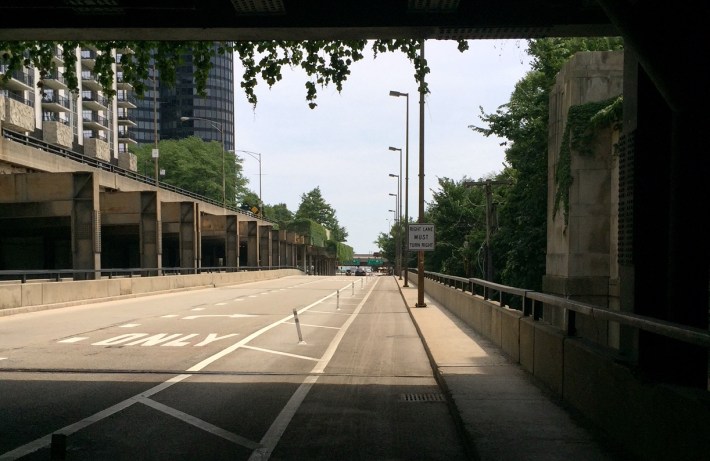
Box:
80 49 98 69
41 90 71 113
116 71 133 90
117 109 137 127
51 46 64 66
81 70 102 91
83 129 110 162
116 90 137 109
41 70 69 91
82 111 109 131
81 90 108 111
0 89 35 133
117 127 137 145
0 65 34 92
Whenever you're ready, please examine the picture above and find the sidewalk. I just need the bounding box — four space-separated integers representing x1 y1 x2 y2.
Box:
394 276 629 461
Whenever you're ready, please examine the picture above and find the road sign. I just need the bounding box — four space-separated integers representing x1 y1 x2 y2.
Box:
408 224 435 251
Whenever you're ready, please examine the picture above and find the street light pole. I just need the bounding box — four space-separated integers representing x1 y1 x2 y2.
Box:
389 147 403 280
235 150 263 213
388 191 399 277
180 116 225 208
389 90 409 286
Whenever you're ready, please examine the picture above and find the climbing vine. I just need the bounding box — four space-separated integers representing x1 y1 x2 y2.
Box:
553 95 623 227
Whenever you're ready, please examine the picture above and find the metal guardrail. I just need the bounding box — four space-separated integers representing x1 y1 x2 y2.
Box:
1 128 273 223
0 265 302 284
418 270 710 349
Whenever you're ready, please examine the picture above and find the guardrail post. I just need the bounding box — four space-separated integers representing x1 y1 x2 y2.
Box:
352 282 355 296
337 289 340 310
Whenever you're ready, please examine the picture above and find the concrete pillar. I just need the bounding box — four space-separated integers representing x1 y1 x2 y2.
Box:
179 201 199 272
259 225 272 267
226 215 239 268
247 221 258 267
72 172 101 279
140 191 161 274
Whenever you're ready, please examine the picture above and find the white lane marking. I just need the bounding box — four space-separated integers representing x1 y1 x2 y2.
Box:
193 333 239 347
161 314 179 318
240 345 319 362
249 278 380 461
138 397 261 450
182 314 256 320
307 310 351 316
191 307 206 311
284 322 340 330
215 303 227 306
186 289 339 372
248 295 258 298
2 282 350 459
58 337 88 343
90 333 234 347
0 374 192 460
119 323 140 328
260 292 269 295
233 298 244 302
0 357 6 361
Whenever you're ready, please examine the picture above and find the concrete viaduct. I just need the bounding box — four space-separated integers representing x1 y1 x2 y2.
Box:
0 130 339 278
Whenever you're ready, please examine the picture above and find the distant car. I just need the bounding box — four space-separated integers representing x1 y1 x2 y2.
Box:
345 269 352 276
355 269 366 276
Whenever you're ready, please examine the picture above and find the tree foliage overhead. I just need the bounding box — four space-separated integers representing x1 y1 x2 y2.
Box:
295 187 347 242
1 39 468 108
130 137 248 207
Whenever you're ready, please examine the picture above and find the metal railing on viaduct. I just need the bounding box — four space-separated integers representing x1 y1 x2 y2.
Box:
411 269 710 461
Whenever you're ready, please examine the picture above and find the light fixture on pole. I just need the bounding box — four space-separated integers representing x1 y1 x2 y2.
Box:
235 150 263 214
388 191 400 277
389 147 403 280
180 116 226 208
389 90 409 286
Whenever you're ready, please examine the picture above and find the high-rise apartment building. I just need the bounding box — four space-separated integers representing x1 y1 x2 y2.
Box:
0 44 137 169
1 43 234 170
132 44 235 151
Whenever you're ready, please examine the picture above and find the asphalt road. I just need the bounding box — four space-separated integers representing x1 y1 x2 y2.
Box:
0 275 469 460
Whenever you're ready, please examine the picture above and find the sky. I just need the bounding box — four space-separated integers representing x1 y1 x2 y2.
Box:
233 39 532 255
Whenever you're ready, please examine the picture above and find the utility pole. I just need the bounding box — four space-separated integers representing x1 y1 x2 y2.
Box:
463 179 512 281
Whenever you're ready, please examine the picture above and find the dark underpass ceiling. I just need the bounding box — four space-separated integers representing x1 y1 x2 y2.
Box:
0 0 618 40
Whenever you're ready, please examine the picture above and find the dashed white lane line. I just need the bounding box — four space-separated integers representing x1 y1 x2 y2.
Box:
233 299 244 302
161 314 179 318
285 322 340 330
191 307 206 311
248 278 380 461
0 358 7 361
248 295 258 298
215 303 227 306
240 345 318 362
58 337 88 344
119 324 140 328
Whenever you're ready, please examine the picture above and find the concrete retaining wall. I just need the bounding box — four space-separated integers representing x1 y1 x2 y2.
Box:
0 269 302 315
411 272 710 460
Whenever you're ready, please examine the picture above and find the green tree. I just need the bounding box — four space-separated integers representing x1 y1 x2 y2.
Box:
130 137 247 207
263 202 294 228
295 187 347 242
1 39 468 108
424 177 489 277
470 37 623 290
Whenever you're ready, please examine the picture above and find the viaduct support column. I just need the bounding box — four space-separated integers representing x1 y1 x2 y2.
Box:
259 225 272 268
180 202 199 272
226 215 239 268
72 172 101 280
140 191 162 274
